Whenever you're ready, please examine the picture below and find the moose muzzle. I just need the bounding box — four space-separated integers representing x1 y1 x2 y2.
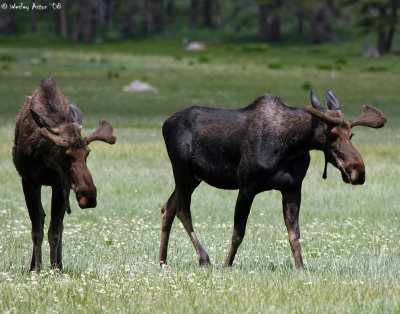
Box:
71 162 97 209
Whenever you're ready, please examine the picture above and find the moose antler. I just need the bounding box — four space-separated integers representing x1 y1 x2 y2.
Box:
350 105 387 128
84 120 116 144
305 106 343 126
40 128 69 147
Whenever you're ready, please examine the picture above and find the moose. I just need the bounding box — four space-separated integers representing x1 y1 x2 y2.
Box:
13 78 116 272
159 90 387 269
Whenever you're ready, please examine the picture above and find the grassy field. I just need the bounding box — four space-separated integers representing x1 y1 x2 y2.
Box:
0 39 399 312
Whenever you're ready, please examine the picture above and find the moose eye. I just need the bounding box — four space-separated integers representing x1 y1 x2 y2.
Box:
328 131 338 140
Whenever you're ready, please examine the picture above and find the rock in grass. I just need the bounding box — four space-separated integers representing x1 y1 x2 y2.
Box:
122 80 157 92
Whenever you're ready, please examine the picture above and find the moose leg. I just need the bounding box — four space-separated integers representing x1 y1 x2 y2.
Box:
22 179 44 272
48 184 67 270
159 190 178 265
224 189 255 267
176 182 210 266
282 188 304 270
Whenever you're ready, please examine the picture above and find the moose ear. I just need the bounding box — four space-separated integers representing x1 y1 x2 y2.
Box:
68 104 82 125
30 109 58 130
84 120 116 145
326 90 341 111
310 88 324 110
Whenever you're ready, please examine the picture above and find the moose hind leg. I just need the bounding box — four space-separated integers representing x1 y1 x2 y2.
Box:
282 188 304 270
159 190 178 266
22 179 45 272
175 181 210 266
48 184 67 270
223 189 255 267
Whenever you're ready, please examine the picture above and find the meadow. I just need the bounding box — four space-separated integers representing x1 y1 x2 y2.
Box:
0 39 399 312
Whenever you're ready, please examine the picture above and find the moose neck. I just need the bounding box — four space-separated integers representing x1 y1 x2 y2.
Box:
308 115 330 152
276 108 323 158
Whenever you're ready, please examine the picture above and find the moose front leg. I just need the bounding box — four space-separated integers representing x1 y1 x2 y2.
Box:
22 179 45 272
223 189 255 267
48 184 67 270
281 187 304 270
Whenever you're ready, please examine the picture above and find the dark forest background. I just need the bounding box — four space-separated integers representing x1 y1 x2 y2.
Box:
0 0 399 54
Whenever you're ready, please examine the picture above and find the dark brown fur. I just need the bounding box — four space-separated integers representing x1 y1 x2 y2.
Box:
13 78 116 272
159 90 387 269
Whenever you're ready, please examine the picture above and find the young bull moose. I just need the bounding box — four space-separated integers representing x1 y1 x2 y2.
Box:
159 90 387 269
13 78 116 272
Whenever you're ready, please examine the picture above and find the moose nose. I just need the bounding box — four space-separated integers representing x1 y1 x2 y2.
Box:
76 188 97 209
348 162 365 185
350 169 365 185
78 196 97 209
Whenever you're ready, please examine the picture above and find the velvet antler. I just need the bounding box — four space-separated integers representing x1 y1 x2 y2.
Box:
84 120 116 144
305 106 343 126
350 105 387 128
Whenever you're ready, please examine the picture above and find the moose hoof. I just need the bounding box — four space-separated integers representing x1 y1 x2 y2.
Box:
199 257 211 267
159 260 168 268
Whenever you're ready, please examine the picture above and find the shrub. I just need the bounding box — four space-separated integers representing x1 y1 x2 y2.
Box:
301 81 311 90
198 55 212 63
316 64 333 70
107 70 120 79
336 58 347 65
269 63 283 69
363 66 389 72
308 47 325 54
0 53 17 62
242 43 269 52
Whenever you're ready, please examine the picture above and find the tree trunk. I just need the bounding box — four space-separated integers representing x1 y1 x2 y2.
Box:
215 0 222 27
203 0 212 27
83 1 93 44
153 0 164 31
267 14 280 42
189 0 198 29
105 0 115 29
166 0 174 23
122 1 137 39
142 1 153 35
258 3 269 42
385 27 395 53
297 14 303 35
30 0 37 32
379 2 399 54
309 0 340 44
259 0 282 43
93 0 105 39
59 0 67 38
72 2 83 44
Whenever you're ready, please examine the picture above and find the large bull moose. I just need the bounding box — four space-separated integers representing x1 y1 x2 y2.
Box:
13 78 116 272
159 90 387 269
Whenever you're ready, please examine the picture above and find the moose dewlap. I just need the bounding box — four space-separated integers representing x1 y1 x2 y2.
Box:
13 77 116 272
159 89 387 269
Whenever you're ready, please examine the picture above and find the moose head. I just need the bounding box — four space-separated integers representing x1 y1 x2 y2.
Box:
306 89 387 185
29 83 116 209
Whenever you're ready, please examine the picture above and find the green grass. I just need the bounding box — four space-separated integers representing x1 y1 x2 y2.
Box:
0 40 399 313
